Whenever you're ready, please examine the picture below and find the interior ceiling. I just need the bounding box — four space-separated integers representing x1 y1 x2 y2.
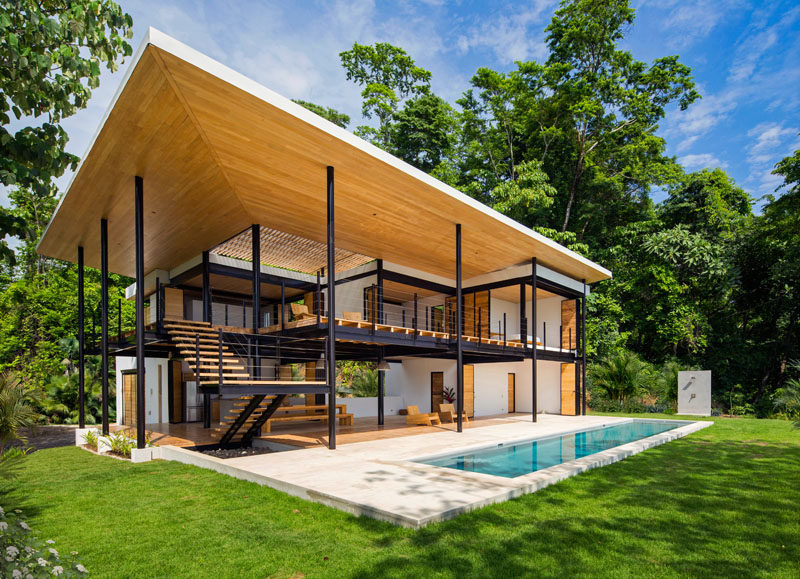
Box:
37 35 611 285
182 273 306 300
213 225 373 275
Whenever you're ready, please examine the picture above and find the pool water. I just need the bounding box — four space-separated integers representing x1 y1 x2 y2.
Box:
418 420 683 478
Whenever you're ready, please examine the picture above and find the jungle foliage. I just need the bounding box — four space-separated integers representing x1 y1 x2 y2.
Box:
0 0 797 424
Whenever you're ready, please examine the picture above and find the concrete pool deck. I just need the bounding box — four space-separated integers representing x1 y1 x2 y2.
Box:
158 414 712 528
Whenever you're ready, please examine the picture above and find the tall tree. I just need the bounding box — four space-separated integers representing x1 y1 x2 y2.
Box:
339 42 431 147
0 0 133 267
292 99 350 129
389 93 457 172
543 0 699 233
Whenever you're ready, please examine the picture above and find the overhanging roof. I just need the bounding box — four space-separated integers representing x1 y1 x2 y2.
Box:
37 28 612 284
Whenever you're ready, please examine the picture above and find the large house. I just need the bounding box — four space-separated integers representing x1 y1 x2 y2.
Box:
37 29 611 450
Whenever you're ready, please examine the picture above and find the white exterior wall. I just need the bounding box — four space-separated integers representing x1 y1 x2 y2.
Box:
532 296 565 349
385 357 562 416
115 356 171 425
490 297 520 337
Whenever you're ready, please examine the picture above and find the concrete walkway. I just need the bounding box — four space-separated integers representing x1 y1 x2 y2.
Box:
160 414 711 528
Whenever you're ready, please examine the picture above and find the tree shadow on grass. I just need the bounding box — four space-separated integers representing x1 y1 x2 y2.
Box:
347 438 800 578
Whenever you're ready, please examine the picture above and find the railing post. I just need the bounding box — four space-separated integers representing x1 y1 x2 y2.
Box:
478 307 482 345
569 327 572 351
316 270 321 325
280 281 286 331
503 312 507 347
413 293 418 339
543 322 547 351
371 284 376 334
218 328 224 389
117 297 123 346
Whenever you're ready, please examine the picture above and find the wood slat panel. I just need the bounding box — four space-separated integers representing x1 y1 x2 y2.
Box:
560 363 576 416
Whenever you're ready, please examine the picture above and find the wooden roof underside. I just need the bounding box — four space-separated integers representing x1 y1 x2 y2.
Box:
37 30 611 284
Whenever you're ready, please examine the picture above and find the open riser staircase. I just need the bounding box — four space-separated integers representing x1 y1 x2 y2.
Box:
163 319 285 446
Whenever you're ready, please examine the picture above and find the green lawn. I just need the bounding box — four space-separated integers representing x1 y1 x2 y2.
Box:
2 415 798 578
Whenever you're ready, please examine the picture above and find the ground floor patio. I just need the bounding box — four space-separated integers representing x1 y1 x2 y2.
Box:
152 414 710 527
112 413 520 448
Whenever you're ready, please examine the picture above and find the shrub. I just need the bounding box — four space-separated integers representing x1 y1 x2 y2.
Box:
0 506 88 577
588 398 647 413
83 430 98 451
588 350 654 402
108 432 135 457
773 362 800 428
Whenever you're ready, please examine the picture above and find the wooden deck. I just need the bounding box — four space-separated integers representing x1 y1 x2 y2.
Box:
112 414 517 449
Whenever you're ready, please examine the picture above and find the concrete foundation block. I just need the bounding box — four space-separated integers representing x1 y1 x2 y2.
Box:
130 447 153 463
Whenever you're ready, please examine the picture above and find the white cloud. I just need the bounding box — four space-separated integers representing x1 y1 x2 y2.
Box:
456 1 554 63
649 0 743 49
744 121 799 194
728 4 800 83
679 153 728 170
665 91 739 149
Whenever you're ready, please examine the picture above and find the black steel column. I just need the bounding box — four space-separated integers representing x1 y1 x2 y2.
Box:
77 246 85 429
202 250 211 324
251 224 260 331
326 166 337 449
100 219 110 435
575 305 581 415
377 348 385 426
456 224 463 433
520 283 527 350
582 280 588 415
134 176 146 448
531 257 538 423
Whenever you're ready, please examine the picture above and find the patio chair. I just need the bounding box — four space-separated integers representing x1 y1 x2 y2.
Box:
290 303 316 320
437 403 469 424
342 311 362 321
404 405 441 426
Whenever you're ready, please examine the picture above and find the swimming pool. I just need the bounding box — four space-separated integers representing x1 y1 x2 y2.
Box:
418 419 684 478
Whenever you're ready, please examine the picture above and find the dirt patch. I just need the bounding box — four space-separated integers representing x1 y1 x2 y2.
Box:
199 446 274 459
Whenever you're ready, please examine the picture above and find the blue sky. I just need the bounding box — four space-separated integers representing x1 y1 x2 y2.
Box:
4 0 800 210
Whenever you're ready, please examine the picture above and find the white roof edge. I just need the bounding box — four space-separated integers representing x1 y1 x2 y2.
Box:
42 28 611 282
145 28 610 281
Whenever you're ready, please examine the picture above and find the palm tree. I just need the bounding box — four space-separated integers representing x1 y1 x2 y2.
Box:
0 373 38 454
589 350 653 402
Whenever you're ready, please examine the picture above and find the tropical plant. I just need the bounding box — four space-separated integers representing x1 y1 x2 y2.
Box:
82 429 98 451
588 350 654 402
773 362 800 428
0 373 37 454
107 431 136 457
443 387 456 404
339 367 378 397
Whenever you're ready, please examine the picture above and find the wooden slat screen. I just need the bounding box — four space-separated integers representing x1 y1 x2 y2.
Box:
561 299 578 350
560 363 576 416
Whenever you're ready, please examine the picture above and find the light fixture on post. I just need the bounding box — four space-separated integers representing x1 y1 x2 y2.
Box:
376 360 391 371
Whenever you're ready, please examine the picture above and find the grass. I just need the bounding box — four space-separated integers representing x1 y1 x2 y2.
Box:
1 415 798 578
